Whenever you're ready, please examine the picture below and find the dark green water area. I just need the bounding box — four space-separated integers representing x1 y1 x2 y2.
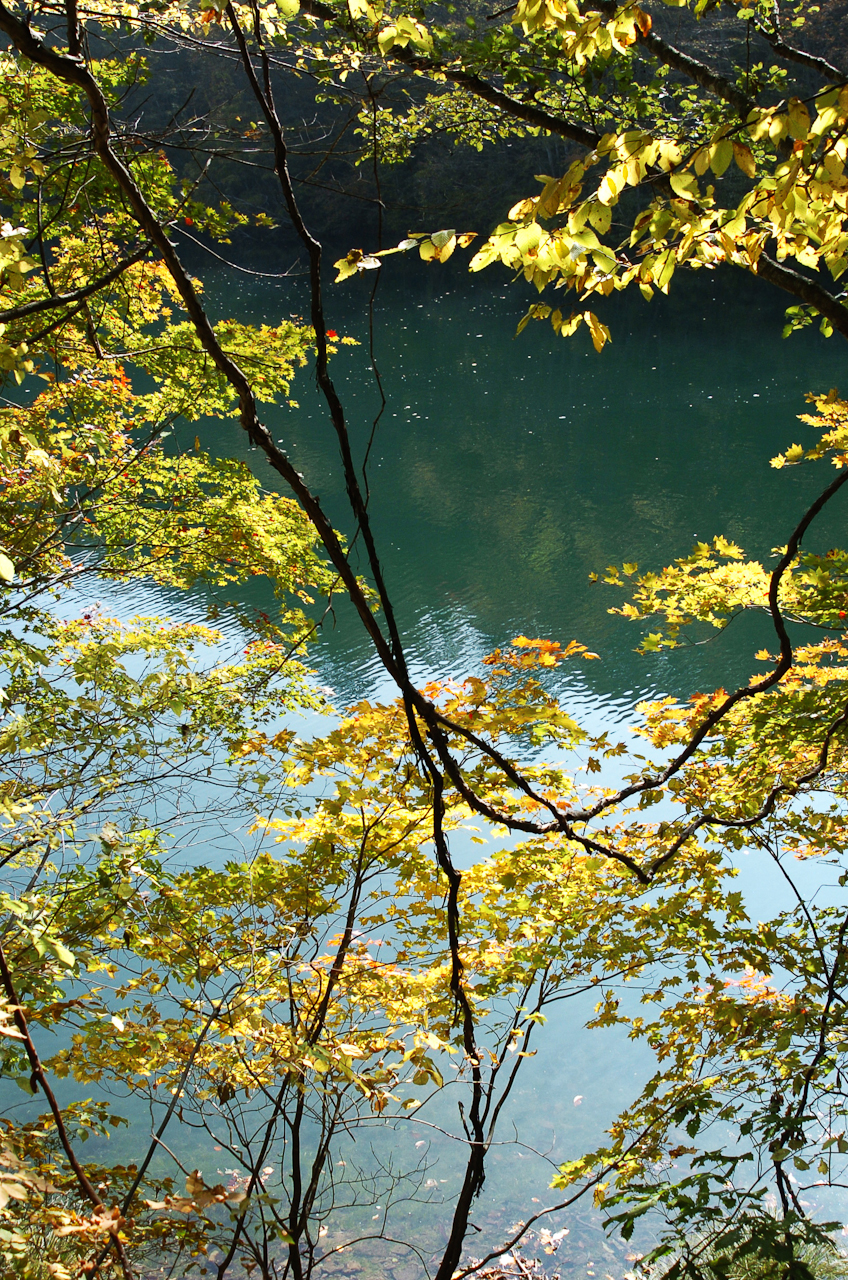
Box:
19 255 848 1277
198 254 848 711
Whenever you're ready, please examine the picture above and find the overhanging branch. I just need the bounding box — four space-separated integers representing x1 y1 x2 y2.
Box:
594 0 757 120
755 253 848 339
296 0 599 146
0 243 150 324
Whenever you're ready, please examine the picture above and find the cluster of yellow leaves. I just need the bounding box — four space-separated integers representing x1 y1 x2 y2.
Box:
516 302 612 350
0 80 47 194
0 994 24 1047
0 1116 160 1279
334 230 476 281
463 85 848 343
203 0 426 54
0 220 32 297
53 1204 129 1241
773 388 848 469
111 0 301 38
603 394 848 651
602 535 769 649
508 634 599 665
0 221 33 380
0 1145 54 1213
513 0 651 66
0 372 340 616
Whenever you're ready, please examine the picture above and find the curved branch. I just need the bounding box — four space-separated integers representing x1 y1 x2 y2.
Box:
296 0 599 146
594 0 757 120
756 12 846 83
557 460 848 836
647 693 848 875
0 244 150 324
223 0 412 681
754 253 848 338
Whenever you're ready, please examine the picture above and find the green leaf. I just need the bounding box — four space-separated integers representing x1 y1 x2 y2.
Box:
588 203 612 235
710 139 733 177
52 941 75 968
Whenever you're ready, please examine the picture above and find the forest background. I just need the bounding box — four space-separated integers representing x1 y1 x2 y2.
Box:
3 0 848 1277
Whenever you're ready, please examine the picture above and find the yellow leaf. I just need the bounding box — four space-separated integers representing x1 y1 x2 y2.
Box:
337 1042 367 1058
787 97 811 141
584 311 611 352
733 142 756 178
669 171 699 199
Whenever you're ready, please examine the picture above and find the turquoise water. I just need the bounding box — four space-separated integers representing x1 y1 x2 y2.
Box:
199 255 848 716
200 260 848 1265
13 258 848 1275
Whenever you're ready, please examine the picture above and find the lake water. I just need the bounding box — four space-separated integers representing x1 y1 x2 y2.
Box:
17 255 848 1276
200 253 848 711
215 258 848 1270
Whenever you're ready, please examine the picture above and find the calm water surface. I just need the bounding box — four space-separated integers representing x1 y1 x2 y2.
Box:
199 255 848 718
27 259 848 1273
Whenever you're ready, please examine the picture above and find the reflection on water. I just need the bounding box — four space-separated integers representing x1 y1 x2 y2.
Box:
40 261 848 1273
193 256 848 725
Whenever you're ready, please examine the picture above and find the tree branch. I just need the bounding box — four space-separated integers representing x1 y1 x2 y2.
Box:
296 0 599 147
0 246 150 325
757 1 845 83
594 0 757 119
754 252 848 338
299 0 754 136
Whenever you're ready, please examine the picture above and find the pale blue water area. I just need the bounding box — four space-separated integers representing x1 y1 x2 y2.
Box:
12 257 848 1274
